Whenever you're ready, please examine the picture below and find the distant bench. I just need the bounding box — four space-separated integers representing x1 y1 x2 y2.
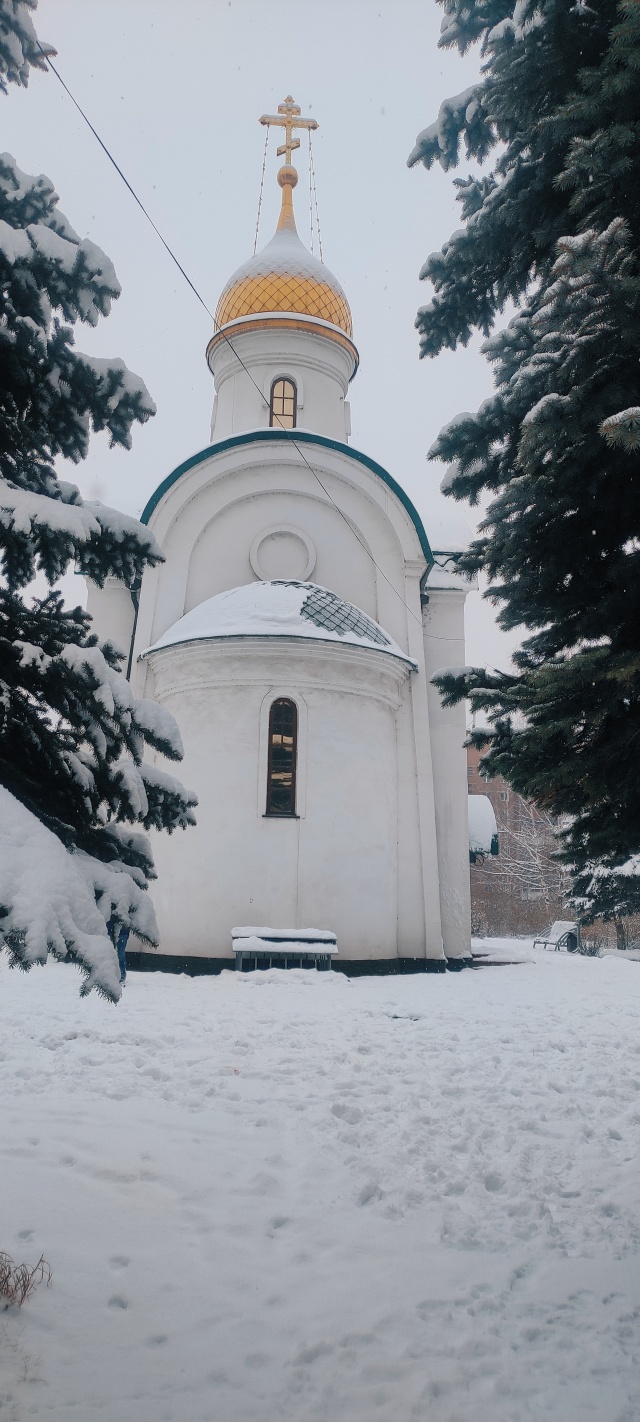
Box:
532 920 580 953
232 927 338 972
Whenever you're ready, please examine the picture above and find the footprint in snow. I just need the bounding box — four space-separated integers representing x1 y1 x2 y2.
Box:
339 1332 377 1348
386 1012 422 1021
109 1256 130 1270
291 1341 334 1366
357 1181 383 1206
331 1102 362 1124
108 1295 129 1310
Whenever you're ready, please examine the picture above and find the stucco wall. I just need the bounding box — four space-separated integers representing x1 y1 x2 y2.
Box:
144 639 412 961
130 436 428 690
184 485 376 620
85 578 135 662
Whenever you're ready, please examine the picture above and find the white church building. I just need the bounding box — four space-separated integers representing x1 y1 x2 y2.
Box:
88 98 474 974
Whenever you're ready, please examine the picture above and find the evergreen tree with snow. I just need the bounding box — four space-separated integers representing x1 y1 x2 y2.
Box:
571 854 640 937
410 0 640 907
0 0 196 999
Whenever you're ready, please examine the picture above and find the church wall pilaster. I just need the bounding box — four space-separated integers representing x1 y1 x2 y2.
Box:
422 585 473 961
403 573 447 961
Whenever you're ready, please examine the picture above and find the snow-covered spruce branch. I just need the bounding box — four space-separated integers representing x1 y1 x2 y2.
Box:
0 778 180 1002
0 0 53 94
407 86 491 173
407 0 632 360
0 785 134 1002
1 604 197 849
599 407 640 451
571 855 640 924
415 0 640 890
0 150 158 589
0 480 163 588
0 6 197 998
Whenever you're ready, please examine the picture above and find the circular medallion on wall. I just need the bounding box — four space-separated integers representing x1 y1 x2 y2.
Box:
250 525 316 582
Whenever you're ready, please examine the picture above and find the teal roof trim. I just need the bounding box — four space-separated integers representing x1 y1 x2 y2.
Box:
140 429 433 568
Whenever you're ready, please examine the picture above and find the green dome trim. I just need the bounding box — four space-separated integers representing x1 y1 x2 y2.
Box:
140 429 433 570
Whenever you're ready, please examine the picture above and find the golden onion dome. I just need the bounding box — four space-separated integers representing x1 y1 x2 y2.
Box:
210 161 356 369
215 229 353 336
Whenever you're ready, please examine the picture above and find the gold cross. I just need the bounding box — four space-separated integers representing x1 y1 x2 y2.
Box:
259 95 318 166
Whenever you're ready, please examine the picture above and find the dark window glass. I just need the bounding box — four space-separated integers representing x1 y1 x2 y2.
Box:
266 699 297 816
269 378 297 429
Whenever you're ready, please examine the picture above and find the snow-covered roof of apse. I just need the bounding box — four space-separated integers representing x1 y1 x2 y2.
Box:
143 581 417 667
139 430 434 569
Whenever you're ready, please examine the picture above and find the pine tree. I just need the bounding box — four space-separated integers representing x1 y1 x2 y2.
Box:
571 854 640 931
0 0 52 93
0 0 196 999
411 1 640 907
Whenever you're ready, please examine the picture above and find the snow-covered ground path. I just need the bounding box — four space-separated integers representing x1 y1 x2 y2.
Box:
1 948 640 1422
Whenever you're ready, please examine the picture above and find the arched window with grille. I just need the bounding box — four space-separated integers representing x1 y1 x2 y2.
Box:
269 377 297 429
266 698 298 816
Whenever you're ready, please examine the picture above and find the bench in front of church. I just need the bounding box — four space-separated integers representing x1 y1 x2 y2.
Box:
232 927 338 972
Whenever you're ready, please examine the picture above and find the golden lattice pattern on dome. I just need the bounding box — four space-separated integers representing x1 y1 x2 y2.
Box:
216 272 353 336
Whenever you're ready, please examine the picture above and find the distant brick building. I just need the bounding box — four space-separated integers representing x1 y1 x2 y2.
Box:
467 745 568 936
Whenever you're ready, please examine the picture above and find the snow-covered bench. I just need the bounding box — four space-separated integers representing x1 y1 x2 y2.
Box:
232 927 338 972
532 920 580 953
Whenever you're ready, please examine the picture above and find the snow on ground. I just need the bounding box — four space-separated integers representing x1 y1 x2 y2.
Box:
1 947 640 1422
472 934 536 963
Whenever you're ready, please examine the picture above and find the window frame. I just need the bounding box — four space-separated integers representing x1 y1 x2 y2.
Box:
269 376 297 430
265 697 298 817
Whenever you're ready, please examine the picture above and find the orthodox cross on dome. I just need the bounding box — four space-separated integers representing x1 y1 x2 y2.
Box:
259 95 318 169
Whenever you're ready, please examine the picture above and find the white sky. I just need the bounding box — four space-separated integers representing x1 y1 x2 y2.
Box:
6 0 521 669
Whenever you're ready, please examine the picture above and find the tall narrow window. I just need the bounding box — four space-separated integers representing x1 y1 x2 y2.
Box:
266 698 297 816
269 377 297 429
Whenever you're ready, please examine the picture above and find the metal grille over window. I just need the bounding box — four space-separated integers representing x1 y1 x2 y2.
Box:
266 698 297 815
300 586 391 646
270 378 297 429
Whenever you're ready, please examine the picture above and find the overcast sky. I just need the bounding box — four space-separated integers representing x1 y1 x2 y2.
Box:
5 0 520 668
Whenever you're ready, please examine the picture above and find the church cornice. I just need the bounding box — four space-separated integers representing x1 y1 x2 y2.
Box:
206 316 359 378
144 636 412 709
140 429 433 570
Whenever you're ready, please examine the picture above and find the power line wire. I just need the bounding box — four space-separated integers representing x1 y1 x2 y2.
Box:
308 131 323 263
253 126 269 256
308 132 315 255
38 45 438 636
38 49 215 325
